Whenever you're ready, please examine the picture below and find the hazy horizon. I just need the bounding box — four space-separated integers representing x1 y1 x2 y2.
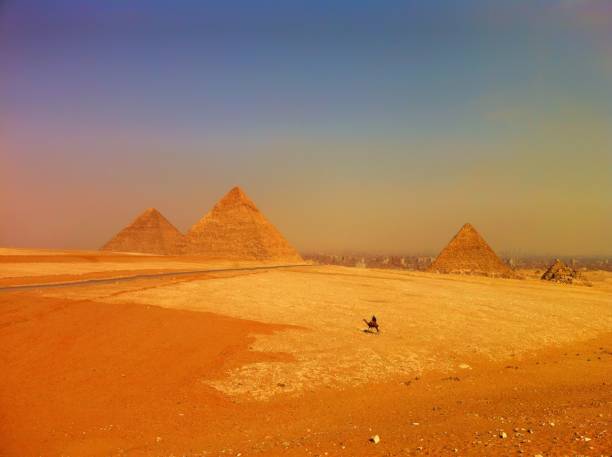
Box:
2 1 611 256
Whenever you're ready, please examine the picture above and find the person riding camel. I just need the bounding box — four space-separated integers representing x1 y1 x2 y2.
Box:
363 315 379 333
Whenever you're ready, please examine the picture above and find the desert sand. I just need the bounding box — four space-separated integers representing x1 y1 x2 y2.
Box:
1 250 611 456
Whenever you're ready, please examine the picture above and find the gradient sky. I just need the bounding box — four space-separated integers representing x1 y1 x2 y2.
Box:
1 0 611 256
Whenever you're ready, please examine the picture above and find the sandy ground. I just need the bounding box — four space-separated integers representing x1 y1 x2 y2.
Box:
40 265 612 400
1 251 611 456
0 248 305 286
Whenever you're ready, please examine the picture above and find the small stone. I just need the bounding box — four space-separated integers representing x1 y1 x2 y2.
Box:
499 432 508 439
459 363 472 370
583 436 591 442
156 436 162 443
412 422 420 426
370 435 381 444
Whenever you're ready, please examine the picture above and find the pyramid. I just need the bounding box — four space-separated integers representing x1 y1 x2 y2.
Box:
427 223 513 277
101 208 186 255
186 187 303 262
541 259 589 285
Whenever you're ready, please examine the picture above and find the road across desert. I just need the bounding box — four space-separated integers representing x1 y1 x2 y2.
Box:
1 250 611 456
0 264 310 292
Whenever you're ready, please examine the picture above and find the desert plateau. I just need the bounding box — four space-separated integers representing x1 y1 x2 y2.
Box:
1 248 611 456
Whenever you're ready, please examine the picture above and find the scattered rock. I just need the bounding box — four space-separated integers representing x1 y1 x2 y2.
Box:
443 376 461 381
541 259 590 286
499 431 508 439
459 363 472 370
370 435 380 444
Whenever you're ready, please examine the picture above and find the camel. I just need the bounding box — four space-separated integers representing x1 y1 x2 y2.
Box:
363 315 379 333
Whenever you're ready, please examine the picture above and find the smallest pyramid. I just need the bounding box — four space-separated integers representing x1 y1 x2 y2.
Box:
428 223 513 277
541 259 589 285
102 208 186 255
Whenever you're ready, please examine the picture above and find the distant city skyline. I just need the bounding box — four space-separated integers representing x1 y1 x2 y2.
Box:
2 1 611 255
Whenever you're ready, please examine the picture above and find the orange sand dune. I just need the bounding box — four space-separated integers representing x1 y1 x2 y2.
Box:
0 293 292 457
1 291 611 456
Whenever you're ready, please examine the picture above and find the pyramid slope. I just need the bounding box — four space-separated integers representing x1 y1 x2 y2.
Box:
186 187 303 262
428 223 512 277
102 208 186 255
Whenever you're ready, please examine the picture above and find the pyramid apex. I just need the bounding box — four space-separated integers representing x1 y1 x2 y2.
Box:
218 186 255 207
227 186 248 199
138 207 165 220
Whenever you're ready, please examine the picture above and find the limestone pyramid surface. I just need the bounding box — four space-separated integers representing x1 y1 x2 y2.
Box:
541 259 589 285
428 223 513 277
186 187 303 262
101 208 186 255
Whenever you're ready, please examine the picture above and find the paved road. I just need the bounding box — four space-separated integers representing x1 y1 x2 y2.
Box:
0 264 311 293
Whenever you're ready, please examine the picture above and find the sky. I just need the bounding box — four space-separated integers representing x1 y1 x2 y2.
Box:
1 0 611 256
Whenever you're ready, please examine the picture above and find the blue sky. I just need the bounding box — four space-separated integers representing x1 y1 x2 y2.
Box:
1 0 611 254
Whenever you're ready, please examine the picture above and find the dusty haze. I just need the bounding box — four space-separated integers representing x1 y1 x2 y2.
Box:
1 1 611 255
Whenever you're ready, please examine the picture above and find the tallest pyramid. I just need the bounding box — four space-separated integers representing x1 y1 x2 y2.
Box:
186 187 303 262
428 223 512 277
